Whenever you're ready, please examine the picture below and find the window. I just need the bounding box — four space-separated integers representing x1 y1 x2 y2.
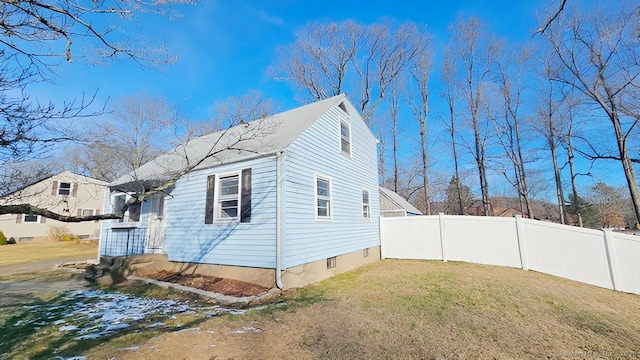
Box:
363 248 369 257
82 209 94 217
205 169 252 224
340 120 351 156
58 182 71 196
24 214 39 222
316 176 331 219
217 174 240 220
151 195 164 218
327 256 336 269
111 194 140 223
362 189 370 219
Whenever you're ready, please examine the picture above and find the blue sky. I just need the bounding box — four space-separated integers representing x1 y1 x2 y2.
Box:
38 0 542 117
32 0 632 200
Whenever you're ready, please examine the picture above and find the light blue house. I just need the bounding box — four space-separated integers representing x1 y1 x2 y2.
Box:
99 94 381 288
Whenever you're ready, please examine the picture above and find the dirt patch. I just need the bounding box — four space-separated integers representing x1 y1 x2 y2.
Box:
146 271 270 297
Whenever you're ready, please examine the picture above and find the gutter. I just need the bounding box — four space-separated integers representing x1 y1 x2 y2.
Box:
275 150 284 289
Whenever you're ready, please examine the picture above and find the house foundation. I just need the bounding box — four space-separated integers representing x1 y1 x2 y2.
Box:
103 246 381 289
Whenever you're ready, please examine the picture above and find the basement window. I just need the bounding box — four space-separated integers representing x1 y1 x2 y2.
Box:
363 248 369 258
327 256 336 269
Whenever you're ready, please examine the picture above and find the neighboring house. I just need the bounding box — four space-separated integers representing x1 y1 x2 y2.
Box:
379 186 423 217
100 94 380 289
469 197 560 222
0 171 108 242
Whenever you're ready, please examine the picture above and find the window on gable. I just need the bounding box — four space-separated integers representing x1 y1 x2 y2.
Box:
362 189 371 219
217 174 240 220
58 182 71 196
316 176 331 219
340 120 351 156
24 214 39 222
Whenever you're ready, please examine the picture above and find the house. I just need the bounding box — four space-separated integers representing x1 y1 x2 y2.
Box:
100 94 380 289
0 171 108 242
379 186 423 217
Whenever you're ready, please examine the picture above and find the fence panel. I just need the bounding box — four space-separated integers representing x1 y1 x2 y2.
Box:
611 232 640 294
379 215 640 295
522 219 613 290
380 216 442 260
444 216 522 268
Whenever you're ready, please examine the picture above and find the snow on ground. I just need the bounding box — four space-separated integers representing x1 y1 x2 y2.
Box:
19 289 246 341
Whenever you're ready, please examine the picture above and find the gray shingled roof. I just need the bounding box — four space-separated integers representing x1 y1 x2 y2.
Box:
379 186 423 215
112 94 347 187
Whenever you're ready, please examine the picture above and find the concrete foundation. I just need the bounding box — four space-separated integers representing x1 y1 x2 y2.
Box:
107 245 381 289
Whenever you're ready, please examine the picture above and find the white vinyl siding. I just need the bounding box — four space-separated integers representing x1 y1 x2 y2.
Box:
283 103 380 268
162 156 277 268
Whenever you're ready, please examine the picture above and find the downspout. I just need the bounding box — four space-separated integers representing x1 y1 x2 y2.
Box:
275 151 284 289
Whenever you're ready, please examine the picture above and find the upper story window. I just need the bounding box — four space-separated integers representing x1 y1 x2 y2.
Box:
316 175 332 219
340 120 351 156
362 189 371 219
218 174 240 220
24 214 39 222
58 182 71 196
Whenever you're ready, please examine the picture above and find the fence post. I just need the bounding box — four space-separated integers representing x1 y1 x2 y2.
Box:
379 217 386 259
439 212 447 262
602 229 620 291
514 215 528 271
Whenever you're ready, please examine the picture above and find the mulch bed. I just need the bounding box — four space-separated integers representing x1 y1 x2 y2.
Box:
147 271 270 297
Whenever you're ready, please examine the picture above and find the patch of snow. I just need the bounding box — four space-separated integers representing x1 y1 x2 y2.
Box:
119 346 140 351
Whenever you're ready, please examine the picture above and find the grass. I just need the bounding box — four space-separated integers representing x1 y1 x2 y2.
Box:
0 240 97 267
88 259 640 359
3 259 640 359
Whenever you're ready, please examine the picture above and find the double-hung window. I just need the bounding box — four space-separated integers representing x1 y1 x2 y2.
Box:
217 174 240 220
362 189 371 219
58 182 71 196
316 175 331 219
340 120 351 156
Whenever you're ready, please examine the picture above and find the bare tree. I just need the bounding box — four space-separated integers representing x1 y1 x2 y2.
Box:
448 17 502 216
493 45 534 218
545 1 640 227
407 49 433 215
441 45 465 215
532 49 569 224
387 84 402 193
272 20 430 123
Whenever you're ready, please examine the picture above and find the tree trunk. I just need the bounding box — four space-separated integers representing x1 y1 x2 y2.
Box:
420 119 431 215
550 137 567 224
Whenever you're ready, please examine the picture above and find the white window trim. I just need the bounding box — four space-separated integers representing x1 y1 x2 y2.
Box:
81 209 95 217
362 188 371 220
214 170 242 223
58 182 72 196
23 214 40 223
315 173 332 221
339 119 352 157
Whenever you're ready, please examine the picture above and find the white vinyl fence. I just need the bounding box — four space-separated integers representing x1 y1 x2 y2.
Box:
380 214 640 295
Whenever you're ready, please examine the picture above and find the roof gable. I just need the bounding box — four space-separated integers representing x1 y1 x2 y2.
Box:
379 186 423 215
113 94 355 186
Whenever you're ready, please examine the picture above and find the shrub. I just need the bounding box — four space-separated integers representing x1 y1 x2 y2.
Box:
46 226 79 242
0 230 6 245
7 237 16 245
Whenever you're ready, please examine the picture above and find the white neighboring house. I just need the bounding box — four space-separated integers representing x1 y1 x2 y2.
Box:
379 186 423 217
0 171 108 242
